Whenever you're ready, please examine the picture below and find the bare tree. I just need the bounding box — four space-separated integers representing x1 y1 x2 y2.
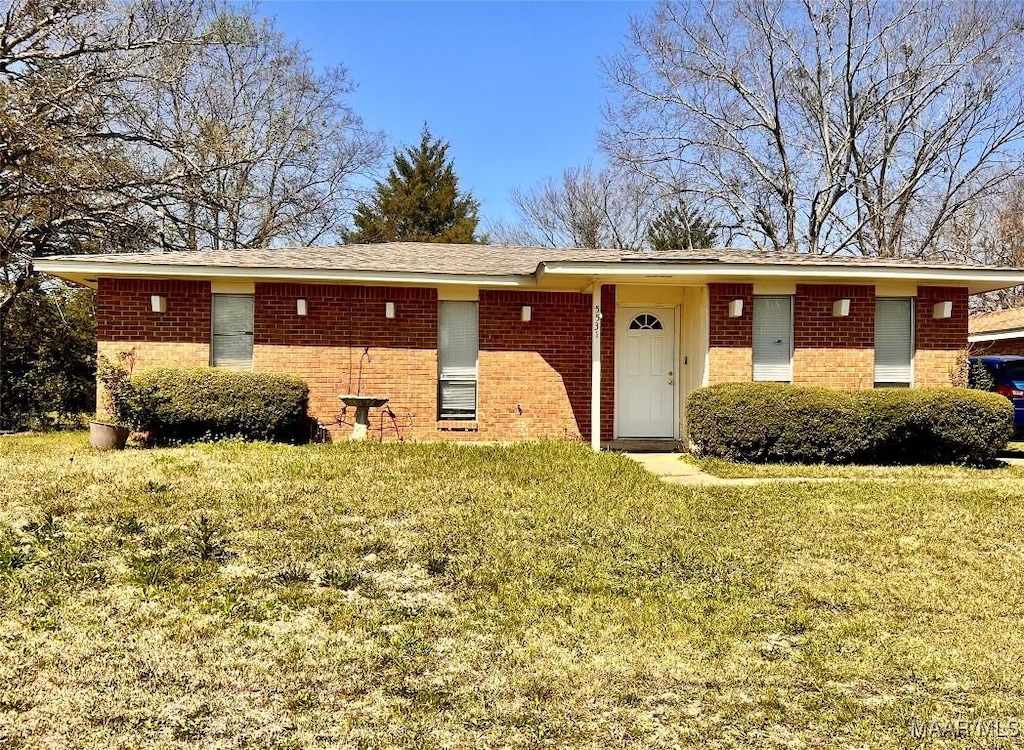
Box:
940 176 1024 310
603 0 1024 257
0 0 382 425
118 3 385 251
490 163 721 250
0 0 203 424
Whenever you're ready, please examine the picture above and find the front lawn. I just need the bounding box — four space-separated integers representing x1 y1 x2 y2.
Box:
2 434 1023 748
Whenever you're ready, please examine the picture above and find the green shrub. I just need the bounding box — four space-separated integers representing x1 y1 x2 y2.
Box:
687 383 1013 466
130 368 310 444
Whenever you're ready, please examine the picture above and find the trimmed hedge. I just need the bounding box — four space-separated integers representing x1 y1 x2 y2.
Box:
129 368 310 444
687 383 1013 465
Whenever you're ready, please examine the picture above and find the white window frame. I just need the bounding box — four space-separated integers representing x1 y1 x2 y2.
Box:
874 297 914 387
211 293 254 370
752 295 793 382
438 300 478 420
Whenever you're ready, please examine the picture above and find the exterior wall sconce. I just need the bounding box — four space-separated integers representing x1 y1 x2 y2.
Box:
150 295 166 313
296 298 307 316
832 299 851 317
521 305 532 322
727 299 744 318
933 300 953 319
385 301 396 319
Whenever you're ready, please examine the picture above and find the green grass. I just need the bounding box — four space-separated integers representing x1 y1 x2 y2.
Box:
2 433 1024 748
683 453 1024 479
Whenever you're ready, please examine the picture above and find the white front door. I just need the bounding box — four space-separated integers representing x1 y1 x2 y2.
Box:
617 307 676 438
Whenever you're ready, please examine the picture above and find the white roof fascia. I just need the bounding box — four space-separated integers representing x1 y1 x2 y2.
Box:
968 329 1024 342
33 260 535 288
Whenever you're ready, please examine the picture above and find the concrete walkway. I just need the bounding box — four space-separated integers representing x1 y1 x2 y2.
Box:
626 452 1024 486
624 453 837 486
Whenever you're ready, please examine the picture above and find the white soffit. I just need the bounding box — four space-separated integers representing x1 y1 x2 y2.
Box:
969 329 1024 342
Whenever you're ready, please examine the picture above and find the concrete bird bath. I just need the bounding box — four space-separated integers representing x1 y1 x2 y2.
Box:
339 395 389 441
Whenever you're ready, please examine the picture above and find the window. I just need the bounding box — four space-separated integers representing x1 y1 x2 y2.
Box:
438 301 478 420
752 296 793 382
628 313 663 330
211 294 254 369
875 298 913 386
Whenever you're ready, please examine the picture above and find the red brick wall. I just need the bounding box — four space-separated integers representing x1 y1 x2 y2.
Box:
252 282 613 443
914 286 969 386
793 284 875 389
253 284 438 440
915 286 969 350
794 284 874 349
476 286 614 443
708 283 754 347
707 283 754 383
97 278 210 343
254 283 436 349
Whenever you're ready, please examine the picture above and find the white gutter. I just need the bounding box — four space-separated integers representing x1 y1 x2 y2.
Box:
33 259 535 288
968 328 1024 343
538 260 1024 287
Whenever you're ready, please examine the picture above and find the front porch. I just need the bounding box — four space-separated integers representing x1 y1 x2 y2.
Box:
590 283 709 450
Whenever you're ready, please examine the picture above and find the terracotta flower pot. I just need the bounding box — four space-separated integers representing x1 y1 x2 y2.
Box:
89 421 130 450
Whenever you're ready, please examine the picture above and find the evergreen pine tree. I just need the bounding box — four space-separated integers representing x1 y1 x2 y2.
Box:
645 202 719 251
347 128 480 243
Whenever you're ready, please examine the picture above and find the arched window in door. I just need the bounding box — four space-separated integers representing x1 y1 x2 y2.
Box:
628 313 664 330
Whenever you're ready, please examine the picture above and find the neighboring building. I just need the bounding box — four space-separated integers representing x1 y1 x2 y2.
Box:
969 306 1024 356
36 244 1024 447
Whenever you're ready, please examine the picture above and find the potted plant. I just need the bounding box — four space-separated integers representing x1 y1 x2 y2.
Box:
91 350 140 450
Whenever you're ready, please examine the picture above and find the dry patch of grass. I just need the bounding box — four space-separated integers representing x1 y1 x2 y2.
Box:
1 434 1023 748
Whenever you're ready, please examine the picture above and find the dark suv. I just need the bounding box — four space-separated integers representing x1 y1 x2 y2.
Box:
970 355 1024 428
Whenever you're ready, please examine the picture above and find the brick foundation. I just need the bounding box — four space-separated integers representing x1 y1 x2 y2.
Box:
95 340 210 420
792 348 875 389
708 347 753 383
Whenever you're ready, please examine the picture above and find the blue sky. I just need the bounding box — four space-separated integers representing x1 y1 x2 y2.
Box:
259 1 650 226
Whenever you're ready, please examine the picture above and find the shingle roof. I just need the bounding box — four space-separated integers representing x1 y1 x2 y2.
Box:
970 306 1024 334
37 242 1015 276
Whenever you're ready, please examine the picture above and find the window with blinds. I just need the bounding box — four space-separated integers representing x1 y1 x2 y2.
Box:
752 296 793 382
874 298 913 386
211 294 254 369
438 301 478 419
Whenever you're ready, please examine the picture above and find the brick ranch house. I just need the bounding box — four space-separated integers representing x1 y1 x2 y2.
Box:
969 306 1024 356
36 243 1024 448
